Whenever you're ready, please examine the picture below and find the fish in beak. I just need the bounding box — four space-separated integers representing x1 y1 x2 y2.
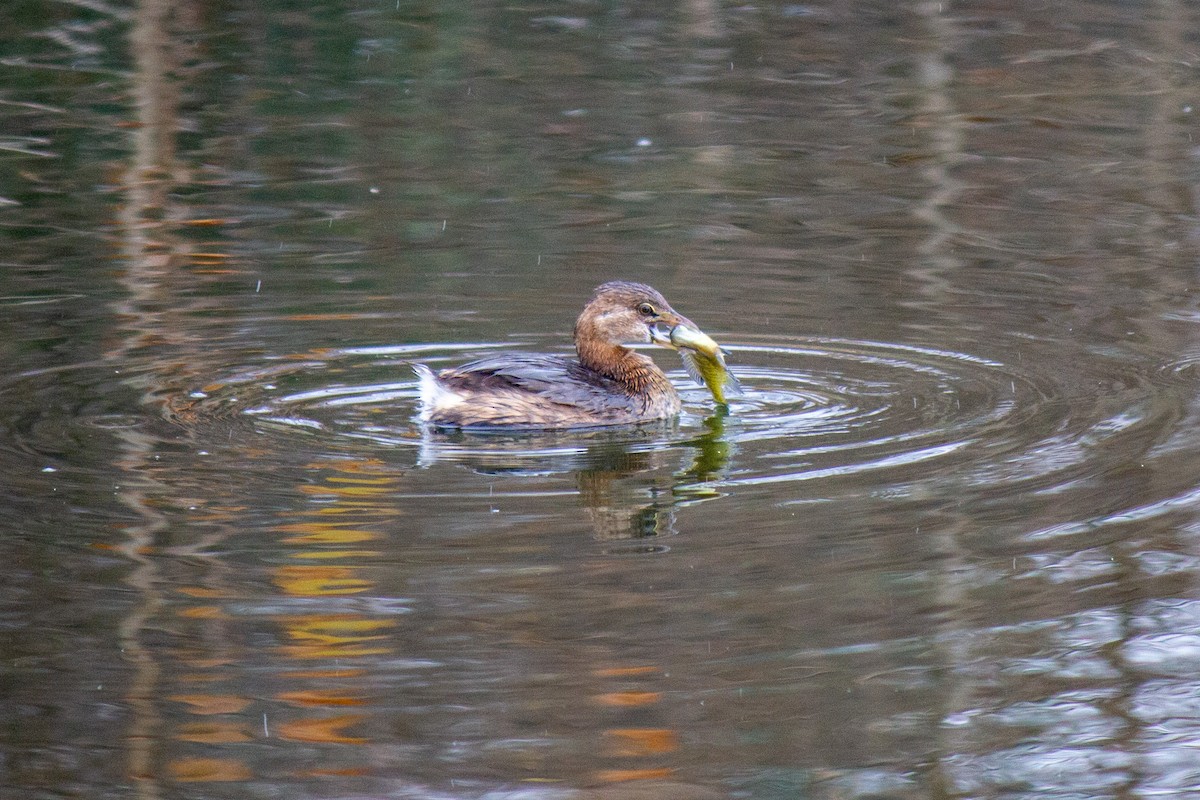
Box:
663 321 744 405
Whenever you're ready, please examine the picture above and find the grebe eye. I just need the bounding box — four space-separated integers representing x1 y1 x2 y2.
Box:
637 303 655 316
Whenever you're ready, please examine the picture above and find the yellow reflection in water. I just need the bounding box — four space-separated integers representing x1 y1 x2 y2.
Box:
276 618 394 663
276 521 382 544
593 768 677 783
272 565 373 596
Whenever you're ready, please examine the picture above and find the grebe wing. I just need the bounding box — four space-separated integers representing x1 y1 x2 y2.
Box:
437 353 637 413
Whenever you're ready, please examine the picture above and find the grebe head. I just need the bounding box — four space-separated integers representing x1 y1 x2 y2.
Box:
574 281 703 350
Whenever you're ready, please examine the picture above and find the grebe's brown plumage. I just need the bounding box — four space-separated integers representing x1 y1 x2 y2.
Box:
416 282 710 429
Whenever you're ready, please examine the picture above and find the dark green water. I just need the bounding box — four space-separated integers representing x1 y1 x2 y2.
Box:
4 1 1200 798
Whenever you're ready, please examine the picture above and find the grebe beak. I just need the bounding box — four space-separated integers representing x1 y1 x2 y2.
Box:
649 321 677 347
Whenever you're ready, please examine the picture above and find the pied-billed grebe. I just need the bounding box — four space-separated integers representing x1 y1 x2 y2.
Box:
415 281 729 429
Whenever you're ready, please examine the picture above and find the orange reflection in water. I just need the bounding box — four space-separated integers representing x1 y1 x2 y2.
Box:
277 690 368 707
263 458 406 771
168 694 252 716
586 663 686 786
593 665 660 678
276 714 370 744
175 721 254 744
166 758 253 782
604 729 679 757
594 691 662 708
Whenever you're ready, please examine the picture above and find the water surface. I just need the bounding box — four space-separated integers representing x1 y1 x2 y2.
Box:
4 1 1200 798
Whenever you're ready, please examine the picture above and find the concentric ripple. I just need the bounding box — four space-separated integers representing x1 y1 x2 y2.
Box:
3 336 1187 515
211 334 1186 503
705 335 1193 504
701 336 1063 490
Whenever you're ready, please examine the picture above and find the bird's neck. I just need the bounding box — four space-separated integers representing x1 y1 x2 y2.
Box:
576 338 667 396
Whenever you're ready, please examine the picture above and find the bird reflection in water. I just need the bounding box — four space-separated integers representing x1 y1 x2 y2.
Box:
417 409 733 543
